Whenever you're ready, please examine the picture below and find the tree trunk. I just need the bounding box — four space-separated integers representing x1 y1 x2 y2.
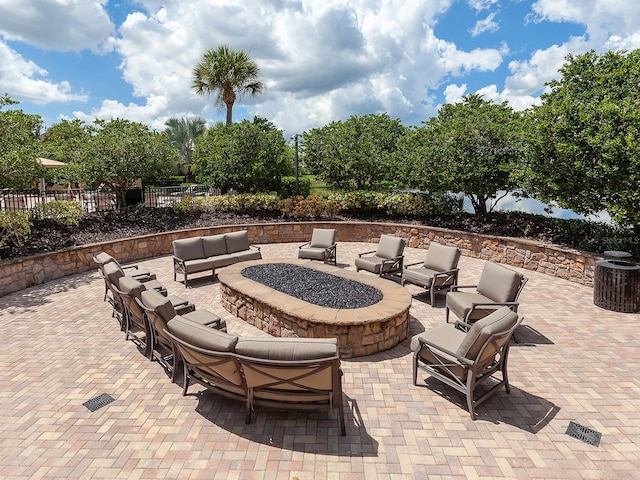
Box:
226 104 233 125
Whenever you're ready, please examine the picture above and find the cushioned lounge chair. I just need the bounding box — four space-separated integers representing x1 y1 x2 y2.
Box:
137 289 225 380
403 243 461 305
93 251 156 302
355 234 406 278
298 228 337 265
445 261 528 324
411 306 523 418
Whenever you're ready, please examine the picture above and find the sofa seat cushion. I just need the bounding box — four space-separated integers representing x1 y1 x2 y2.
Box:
230 249 262 263
210 253 239 269
182 309 223 327
225 230 250 254
182 258 213 273
235 337 338 361
446 292 497 321
298 247 328 261
403 267 440 288
168 315 238 352
411 325 467 380
173 237 205 261
355 255 385 274
202 234 228 258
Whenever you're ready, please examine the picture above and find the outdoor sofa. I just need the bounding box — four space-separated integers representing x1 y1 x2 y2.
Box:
165 317 346 435
172 230 262 287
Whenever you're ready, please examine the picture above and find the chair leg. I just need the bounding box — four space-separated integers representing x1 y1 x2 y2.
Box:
412 352 419 386
445 307 451 323
182 365 190 396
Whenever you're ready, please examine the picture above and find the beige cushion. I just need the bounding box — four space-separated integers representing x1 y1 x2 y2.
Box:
446 291 495 321
182 309 222 326
476 262 523 303
94 252 115 266
230 250 261 263
376 235 405 259
103 261 124 288
310 229 336 248
411 325 468 380
235 337 338 360
202 234 228 257
141 289 177 322
298 247 328 261
456 306 518 360
117 276 146 300
173 237 204 261
168 316 238 352
225 230 250 253
403 266 439 288
354 255 385 274
423 243 461 272
183 257 213 273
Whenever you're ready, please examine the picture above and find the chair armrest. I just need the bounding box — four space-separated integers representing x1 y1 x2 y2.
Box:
122 265 140 271
250 244 261 252
416 337 474 366
465 301 520 323
449 284 478 292
404 261 423 268
432 268 459 279
358 249 376 258
298 241 311 250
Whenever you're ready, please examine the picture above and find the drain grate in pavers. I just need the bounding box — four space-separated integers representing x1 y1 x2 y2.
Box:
83 393 115 412
566 420 601 446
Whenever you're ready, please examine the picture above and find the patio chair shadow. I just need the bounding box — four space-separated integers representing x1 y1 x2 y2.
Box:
0 272 98 314
512 324 554 346
193 391 378 456
416 378 559 434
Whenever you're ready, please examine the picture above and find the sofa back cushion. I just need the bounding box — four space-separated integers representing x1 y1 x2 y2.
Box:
173 237 204 261
168 316 238 352
476 262 524 303
456 306 518 360
103 261 124 288
423 243 461 272
376 235 405 259
225 230 250 254
117 276 146 300
202 234 228 257
235 337 338 361
141 289 176 323
310 228 336 248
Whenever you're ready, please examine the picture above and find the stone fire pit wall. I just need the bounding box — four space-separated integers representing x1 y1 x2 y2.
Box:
218 259 412 358
0 221 599 298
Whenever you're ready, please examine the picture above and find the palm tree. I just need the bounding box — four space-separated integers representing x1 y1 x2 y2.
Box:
191 45 265 125
164 116 207 182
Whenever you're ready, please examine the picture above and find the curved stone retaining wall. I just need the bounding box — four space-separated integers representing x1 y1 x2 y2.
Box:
0 221 599 298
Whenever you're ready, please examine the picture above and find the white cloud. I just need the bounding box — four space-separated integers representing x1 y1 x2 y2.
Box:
468 0 499 12
443 83 467 104
0 0 115 52
0 41 88 103
470 12 500 36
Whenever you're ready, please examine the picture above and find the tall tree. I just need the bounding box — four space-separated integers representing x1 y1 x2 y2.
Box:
191 45 265 125
399 94 525 215
524 49 640 230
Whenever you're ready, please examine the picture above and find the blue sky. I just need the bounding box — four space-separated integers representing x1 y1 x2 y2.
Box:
2 0 638 139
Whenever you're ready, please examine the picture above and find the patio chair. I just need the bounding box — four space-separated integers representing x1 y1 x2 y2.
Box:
116 276 197 355
403 243 461 305
355 234 406 278
411 306 523 419
297 228 337 265
445 261 528 324
93 251 156 302
137 288 226 381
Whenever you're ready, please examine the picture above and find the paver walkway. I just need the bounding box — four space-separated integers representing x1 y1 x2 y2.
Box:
1 241 639 479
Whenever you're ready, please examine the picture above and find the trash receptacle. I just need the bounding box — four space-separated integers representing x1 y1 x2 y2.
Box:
593 251 640 313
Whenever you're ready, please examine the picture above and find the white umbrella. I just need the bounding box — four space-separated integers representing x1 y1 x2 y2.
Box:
37 157 67 201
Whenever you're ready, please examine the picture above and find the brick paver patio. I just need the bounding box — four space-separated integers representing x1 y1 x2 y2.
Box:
1 241 639 479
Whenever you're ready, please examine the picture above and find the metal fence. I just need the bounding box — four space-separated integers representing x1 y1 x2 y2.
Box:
0 185 221 213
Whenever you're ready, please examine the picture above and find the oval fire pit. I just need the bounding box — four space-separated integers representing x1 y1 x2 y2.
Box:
218 258 412 358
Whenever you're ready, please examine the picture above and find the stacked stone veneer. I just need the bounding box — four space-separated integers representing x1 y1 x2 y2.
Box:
0 221 599 298
218 259 412 358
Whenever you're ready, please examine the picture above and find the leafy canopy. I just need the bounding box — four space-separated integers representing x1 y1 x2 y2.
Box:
302 113 406 191
398 94 525 214
524 49 640 229
0 94 44 189
191 116 291 193
192 45 264 125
